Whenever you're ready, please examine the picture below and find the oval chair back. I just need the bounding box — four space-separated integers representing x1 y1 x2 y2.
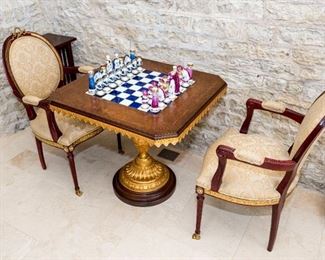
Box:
2 28 63 102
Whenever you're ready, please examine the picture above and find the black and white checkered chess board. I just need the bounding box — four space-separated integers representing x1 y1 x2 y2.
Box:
86 69 189 113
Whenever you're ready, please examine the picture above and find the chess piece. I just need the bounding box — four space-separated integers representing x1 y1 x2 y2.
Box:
131 59 139 74
132 59 138 69
151 81 166 102
151 86 159 109
126 63 133 72
94 66 106 83
167 72 176 99
108 72 116 81
121 67 129 81
159 75 169 92
113 53 121 70
88 70 96 95
178 65 190 82
136 57 143 71
130 50 136 61
100 65 106 75
93 71 100 83
124 55 131 65
115 69 122 79
106 55 113 74
159 76 171 104
185 62 193 79
172 65 177 74
173 70 181 95
141 90 150 109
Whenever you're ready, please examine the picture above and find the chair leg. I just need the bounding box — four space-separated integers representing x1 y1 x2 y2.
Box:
117 133 124 154
35 138 47 170
267 204 283 251
192 193 205 240
66 151 83 197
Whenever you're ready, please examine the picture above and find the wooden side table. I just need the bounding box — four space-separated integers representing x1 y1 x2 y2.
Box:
43 33 77 84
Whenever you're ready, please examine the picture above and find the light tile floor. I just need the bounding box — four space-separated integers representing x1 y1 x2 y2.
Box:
0 127 324 260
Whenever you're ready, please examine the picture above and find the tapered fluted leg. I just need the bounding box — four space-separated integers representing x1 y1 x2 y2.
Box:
192 193 205 240
267 204 282 251
117 133 124 154
66 151 82 196
35 138 46 170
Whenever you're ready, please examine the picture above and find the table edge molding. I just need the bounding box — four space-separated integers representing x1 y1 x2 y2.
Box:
49 87 227 147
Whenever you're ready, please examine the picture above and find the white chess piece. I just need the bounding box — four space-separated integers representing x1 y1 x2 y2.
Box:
182 69 190 82
113 53 120 70
124 55 131 65
106 55 113 74
169 79 176 100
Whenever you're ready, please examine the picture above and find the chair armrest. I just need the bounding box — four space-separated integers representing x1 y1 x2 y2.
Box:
63 65 95 74
210 145 297 192
29 99 62 142
78 65 95 74
240 98 305 134
261 100 286 113
22 95 42 106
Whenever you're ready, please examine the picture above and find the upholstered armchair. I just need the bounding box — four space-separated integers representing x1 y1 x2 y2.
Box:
192 92 325 251
2 28 123 196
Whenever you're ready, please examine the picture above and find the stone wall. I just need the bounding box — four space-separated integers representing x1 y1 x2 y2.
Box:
1 0 324 192
0 0 52 133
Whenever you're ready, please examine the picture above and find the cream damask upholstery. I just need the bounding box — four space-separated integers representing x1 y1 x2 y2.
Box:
78 65 95 74
8 35 62 99
22 95 42 106
9 34 102 147
261 100 286 113
196 128 299 203
194 94 324 251
30 109 100 147
290 94 325 158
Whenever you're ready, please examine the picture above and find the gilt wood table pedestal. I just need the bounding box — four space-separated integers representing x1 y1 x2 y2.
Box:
49 59 227 206
113 138 177 206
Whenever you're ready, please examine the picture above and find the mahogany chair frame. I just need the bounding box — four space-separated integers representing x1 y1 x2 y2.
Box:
2 29 123 196
193 94 325 251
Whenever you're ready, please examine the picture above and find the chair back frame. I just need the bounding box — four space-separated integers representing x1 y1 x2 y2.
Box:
2 28 64 121
2 28 64 141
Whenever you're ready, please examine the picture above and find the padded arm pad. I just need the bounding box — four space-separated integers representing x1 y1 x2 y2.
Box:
22 95 42 106
78 65 95 74
233 149 265 166
261 100 286 113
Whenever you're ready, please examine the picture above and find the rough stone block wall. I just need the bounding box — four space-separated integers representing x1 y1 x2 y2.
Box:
1 0 324 192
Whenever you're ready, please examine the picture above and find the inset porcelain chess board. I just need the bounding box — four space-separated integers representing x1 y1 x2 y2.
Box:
86 69 190 113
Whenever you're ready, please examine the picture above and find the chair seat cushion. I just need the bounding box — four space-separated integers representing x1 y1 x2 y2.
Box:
197 128 299 202
30 109 101 146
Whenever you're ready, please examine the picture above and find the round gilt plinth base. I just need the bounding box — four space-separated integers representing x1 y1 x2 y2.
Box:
113 165 176 207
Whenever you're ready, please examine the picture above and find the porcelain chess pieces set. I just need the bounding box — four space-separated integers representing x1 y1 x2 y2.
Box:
142 63 195 113
88 50 144 95
87 50 195 114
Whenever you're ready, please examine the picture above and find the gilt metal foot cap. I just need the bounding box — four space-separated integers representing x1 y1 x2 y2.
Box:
192 233 201 240
75 189 83 197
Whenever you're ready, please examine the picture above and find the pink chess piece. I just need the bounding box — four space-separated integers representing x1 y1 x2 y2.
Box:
149 83 159 108
142 90 149 105
151 91 159 108
174 68 181 95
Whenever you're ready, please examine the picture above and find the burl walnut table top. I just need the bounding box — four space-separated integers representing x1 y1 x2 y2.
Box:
49 59 227 146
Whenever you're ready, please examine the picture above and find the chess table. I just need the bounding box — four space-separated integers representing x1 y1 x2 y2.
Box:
49 59 227 206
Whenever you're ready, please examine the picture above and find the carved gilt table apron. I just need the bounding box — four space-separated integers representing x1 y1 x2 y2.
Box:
49 59 227 206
